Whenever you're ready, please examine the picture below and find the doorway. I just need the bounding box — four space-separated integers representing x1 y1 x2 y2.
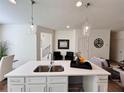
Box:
110 31 124 62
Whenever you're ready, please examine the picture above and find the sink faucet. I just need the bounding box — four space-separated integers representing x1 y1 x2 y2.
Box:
47 52 53 66
47 52 53 72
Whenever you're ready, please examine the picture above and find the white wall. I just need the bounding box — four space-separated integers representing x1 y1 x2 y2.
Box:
0 24 36 63
0 25 2 41
76 29 110 59
55 30 76 56
89 29 110 59
110 31 124 61
76 29 89 58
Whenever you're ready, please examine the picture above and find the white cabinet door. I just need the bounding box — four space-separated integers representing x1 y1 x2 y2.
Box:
97 76 108 92
48 84 68 92
26 84 46 92
9 85 24 92
97 82 108 92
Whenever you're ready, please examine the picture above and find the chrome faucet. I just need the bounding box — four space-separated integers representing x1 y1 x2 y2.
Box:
47 52 53 72
47 52 53 66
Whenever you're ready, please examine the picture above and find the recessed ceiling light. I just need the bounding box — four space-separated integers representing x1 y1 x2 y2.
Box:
66 26 70 29
76 1 82 7
9 0 16 5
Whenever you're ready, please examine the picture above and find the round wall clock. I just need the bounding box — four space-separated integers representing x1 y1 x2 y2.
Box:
94 38 104 48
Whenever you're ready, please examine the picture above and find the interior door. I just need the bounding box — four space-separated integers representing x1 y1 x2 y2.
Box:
40 32 52 60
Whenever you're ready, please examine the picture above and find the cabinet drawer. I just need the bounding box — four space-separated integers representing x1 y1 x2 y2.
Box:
8 85 25 92
97 76 108 83
98 76 108 79
8 77 24 84
26 77 46 84
47 76 67 83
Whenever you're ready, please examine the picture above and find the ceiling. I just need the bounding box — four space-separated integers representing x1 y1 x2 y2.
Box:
0 0 124 31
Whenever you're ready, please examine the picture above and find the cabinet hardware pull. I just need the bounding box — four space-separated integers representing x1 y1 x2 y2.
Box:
49 87 52 92
11 80 20 82
98 85 100 92
49 87 50 92
50 87 52 92
44 87 46 92
21 88 23 92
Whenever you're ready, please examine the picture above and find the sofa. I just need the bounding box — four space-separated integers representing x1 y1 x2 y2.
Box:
89 57 120 80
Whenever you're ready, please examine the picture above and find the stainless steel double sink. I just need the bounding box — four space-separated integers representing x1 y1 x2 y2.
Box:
34 65 64 72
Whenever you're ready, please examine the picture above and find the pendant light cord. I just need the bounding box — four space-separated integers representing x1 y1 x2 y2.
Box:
31 0 35 25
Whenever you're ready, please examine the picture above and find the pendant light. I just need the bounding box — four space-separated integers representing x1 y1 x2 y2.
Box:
76 0 83 7
76 1 91 36
76 1 91 58
9 0 16 5
83 2 91 37
83 2 91 58
30 0 36 31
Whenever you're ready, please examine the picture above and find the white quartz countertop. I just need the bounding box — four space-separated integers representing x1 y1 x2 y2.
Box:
5 60 110 77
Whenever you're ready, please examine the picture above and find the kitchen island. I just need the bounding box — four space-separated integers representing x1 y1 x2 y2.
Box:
5 60 110 92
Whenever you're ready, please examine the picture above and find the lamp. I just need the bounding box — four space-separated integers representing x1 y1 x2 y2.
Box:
83 2 91 37
76 1 91 58
9 0 16 5
76 0 83 7
30 0 36 31
83 2 91 58
76 1 91 36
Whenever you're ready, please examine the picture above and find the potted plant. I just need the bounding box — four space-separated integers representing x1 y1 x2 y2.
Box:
0 41 8 60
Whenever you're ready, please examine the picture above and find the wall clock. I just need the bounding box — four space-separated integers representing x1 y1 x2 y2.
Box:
94 38 104 48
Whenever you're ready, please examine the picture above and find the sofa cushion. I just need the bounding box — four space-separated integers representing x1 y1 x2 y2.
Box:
89 57 109 68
